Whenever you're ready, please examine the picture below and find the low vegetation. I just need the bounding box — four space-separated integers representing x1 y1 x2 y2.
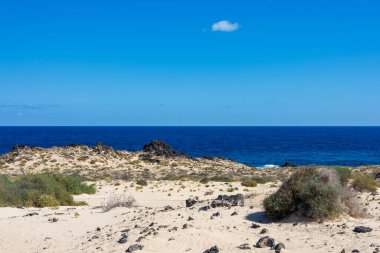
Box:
263 168 367 221
0 173 96 207
101 194 135 212
334 167 352 186
136 179 148 186
241 178 257 187
352 173 378 192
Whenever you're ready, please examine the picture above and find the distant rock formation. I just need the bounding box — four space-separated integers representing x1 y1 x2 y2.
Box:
142 140 186 157
281 161 296 168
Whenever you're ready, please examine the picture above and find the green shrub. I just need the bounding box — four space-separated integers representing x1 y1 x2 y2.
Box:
263 168 343 221
352 173 378 192
251 176 274 184
0 173 96 207
334 167 352 186
210 175 235 182
241 178 257 187
136 179 148 186
199 178 210 184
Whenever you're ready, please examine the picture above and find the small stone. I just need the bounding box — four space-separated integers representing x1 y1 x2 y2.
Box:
118 234 128 244
231 211 238 216
238 243 251 249
274 243 285 253
126 244 144 252
251 223 261 229
185 198 197 207
256 236 275 248
260 228 268 234
203 246 220 253
354 226 372 233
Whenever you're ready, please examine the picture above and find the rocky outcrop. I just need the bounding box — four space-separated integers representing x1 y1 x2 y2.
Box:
281 161 296 168
92 142 114 154
142 140 185 157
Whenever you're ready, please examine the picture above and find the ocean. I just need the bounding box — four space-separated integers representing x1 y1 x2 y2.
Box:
1 127 380 167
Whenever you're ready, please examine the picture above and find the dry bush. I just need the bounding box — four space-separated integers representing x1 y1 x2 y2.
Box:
264 168 368 221
101 194 135 212
341 188 368 218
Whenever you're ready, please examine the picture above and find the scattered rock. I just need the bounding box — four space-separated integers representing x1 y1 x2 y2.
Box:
211 212 220 219
199 205 210 211
203 246 220 253
48 217 58 223
187 216 194 221
260 228 268 234
23 212 38 217
118 234 128 244
251 223 261 229
256 236 275 248
274 243 285 253
126 244 144 252
211 194 244 208
231 211 238 216
353 226 372 233
186 198 197 207
238 243 251 250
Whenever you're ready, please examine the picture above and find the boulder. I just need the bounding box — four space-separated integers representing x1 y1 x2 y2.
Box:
211 194 244 208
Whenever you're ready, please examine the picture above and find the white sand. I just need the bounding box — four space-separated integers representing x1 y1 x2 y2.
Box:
0 181 379 253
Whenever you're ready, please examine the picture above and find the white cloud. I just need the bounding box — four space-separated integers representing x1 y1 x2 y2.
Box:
211 20 239 32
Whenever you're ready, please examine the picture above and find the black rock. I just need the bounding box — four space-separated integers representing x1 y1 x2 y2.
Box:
187 216 194 221
274 243 285 253
186 198 197 207
126 244 144 252
211 194 244 208
353 226 372 233
118 234 128 244
256 236 275 248
199 205 210 211
260 228 268 234
203 246 220 253
231 211 238 216
211 212 221 219
251 223 261 229
23 212 39 217
281 161 296 168
142 140 185 157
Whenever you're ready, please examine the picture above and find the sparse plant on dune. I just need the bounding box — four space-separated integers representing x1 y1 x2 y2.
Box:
101 194 135 212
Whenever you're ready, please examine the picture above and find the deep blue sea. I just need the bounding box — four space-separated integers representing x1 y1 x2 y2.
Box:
1 127 380 167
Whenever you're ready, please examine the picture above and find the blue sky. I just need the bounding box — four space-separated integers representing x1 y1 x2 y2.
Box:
0 0 379 126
